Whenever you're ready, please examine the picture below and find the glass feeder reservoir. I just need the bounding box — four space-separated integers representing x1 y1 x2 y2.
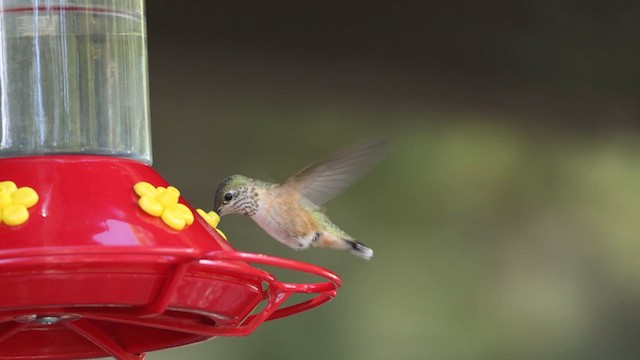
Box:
0 2 341 359
0 0 151 162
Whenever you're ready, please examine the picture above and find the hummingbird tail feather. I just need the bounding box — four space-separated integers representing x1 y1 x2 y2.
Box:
314 232 374 260
345 239 374 260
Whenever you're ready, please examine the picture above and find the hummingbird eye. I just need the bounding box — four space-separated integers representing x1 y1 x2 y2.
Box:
224 192 233 202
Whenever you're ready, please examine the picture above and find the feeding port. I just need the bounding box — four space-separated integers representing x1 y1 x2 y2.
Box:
0 2 341 359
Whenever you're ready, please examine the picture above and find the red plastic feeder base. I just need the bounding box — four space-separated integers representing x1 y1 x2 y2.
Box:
0 156 341 360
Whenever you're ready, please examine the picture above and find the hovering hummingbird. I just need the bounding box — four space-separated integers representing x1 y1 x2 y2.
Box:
213 139 389 260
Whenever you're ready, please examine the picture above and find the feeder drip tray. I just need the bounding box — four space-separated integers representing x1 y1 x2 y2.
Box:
0 248 340 359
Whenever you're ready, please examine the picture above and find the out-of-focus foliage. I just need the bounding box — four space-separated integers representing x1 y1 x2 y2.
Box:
148 105 640 360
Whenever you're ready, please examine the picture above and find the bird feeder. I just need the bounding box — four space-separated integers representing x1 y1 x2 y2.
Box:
0 2 341 359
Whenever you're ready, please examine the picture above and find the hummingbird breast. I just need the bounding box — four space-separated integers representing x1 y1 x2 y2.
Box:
250 187 319 250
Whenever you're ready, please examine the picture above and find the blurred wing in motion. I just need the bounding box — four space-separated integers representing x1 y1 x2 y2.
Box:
283 138 391 205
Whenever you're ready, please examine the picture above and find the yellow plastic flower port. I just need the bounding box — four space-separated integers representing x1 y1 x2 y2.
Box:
196 209 227 240
134 181 194 231
0 180 39 226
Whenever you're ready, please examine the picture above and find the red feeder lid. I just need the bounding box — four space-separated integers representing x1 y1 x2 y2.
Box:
0 156 341 360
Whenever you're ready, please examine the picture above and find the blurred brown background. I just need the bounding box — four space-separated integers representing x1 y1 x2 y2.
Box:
146 1 640 360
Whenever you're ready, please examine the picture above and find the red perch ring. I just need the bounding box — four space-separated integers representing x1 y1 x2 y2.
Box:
0 156 341 360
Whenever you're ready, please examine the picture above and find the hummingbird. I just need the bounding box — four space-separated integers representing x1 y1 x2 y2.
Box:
213 139 389 260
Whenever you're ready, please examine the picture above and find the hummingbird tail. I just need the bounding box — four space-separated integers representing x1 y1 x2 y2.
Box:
314 232 374 260
345 239 374 260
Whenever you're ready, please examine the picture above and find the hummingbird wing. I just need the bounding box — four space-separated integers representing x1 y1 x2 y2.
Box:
283 138 390 205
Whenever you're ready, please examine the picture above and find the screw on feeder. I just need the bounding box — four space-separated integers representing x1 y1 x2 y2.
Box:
37 316 61 325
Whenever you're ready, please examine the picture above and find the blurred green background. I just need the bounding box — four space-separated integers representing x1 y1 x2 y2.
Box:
145 1 640 359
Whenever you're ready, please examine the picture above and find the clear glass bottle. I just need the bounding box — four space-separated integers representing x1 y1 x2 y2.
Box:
0 0 151 163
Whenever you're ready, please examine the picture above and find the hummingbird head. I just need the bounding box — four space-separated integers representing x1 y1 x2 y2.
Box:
214 175 259 217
